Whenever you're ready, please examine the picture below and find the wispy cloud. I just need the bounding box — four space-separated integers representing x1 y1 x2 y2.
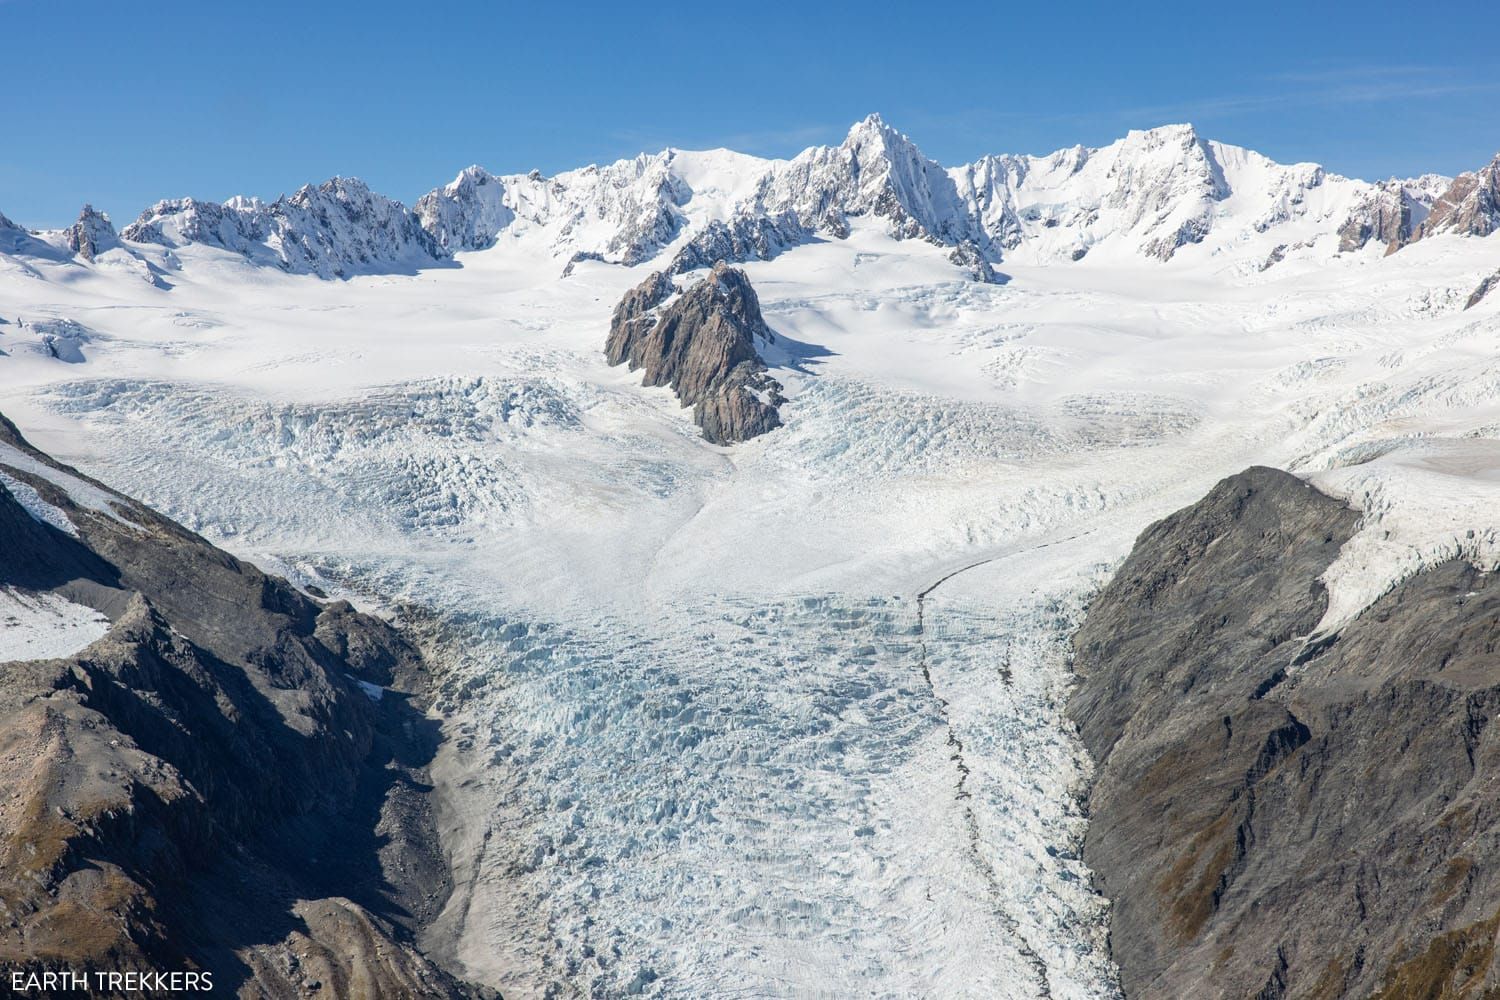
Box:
897 64 1499 159
1266 64 1453 85
1117 66 1496 123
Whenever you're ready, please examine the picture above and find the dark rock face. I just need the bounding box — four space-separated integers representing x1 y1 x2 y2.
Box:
1072 466 1500 998
1338 181 1424 252
0 414 487 998
560 249 604 278
605 263 784 444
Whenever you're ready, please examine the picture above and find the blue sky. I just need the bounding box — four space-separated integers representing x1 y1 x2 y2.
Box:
3 0 1498 228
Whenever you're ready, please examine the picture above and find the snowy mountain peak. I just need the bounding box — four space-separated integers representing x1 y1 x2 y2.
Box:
123 177 445 278
416 152 691 265
953 122 1368 263
446 164 499 194
747 114 981 249
415 166 513 252
842 112 902 150
1123 122 1203 146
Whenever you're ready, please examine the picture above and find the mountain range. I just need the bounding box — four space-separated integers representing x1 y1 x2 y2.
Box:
8 115 1500 281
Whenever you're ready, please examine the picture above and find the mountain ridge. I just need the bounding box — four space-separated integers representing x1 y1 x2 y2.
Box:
5 116 1493 280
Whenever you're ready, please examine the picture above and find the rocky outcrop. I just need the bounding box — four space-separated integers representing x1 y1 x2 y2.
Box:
605 263 783 444
1466 269 1500 310
1336 177 1445 252
63 205 120 262
0 414 487 998
666 212 809 274
948 239 999 283
1072 466 1500 998
1390 155 1500 252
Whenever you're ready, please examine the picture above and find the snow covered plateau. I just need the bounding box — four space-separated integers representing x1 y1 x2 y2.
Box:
4 116 1500 997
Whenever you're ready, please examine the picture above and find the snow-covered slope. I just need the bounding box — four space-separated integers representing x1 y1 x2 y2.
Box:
952 124 1421 264
414 153 700 266
4 121 1500 999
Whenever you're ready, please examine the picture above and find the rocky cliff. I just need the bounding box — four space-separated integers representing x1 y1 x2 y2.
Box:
0 414 487 998
1391 155 1500 252
1072 466 1500 998
605 262 783 444
1335 177 1446 252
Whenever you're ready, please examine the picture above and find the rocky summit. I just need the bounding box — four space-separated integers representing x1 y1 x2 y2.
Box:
605 262 784 445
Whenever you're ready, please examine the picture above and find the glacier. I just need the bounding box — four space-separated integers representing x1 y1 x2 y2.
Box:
3 116 1500 997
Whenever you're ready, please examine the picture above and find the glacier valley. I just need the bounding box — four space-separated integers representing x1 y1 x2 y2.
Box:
4 116 1500 997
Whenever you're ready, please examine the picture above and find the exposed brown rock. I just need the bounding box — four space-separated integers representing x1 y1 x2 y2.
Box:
1390 154 1500 253
1338 181 1420 252
1071 466 1500 998
605 262 784 444
0 414 489 998
1465 269 1500 310
604 269 674 367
